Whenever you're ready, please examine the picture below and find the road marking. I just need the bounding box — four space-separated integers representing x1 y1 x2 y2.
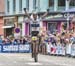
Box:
26 62 43 65
53 63 68 66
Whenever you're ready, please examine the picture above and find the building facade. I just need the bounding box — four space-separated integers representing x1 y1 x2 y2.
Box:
0 0 5 12
0 0 5 36
5 0 75 15
4 0 75 37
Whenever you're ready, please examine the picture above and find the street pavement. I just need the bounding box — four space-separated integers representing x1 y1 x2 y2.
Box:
0 53 75 66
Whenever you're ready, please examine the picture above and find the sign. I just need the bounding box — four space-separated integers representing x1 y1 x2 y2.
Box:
15 28 20 33
51 46 56 55
71 44 75 56
19 44 30 52
18 16 23 23
2 45 18 52
0 44 31 53
56 46 63 55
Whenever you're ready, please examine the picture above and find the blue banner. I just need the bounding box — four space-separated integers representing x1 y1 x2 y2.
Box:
0 44 31 53
2 45 19 53
19 44 31 53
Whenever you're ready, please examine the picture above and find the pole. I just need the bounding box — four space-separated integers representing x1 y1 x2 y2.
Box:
66 0 70 33
38 0 40 12
67 13 69 32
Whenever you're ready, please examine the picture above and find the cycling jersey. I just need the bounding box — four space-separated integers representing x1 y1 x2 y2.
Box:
29 16 41 36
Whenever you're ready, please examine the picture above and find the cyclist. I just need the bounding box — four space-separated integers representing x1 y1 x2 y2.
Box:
24 8 49 60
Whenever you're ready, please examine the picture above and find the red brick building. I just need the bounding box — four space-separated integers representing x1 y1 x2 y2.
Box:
0 0 5 36
0 17 4 36
0 0 5 12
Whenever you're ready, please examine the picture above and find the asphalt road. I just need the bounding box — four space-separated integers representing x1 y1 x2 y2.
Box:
0 53 75 66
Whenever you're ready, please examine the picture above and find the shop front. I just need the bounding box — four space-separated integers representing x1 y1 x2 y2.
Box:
3 16 18 37
43 17 72 34
23 15 74 36
48 22 61 34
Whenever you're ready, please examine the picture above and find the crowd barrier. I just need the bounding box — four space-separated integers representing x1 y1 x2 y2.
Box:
46 44 75 57
0 43 31 53
0 42 75 57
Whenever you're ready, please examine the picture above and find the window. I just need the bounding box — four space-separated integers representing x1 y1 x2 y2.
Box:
7 0 10 12
13 0 16 12
26 0 29 10
70 0 75 6
33 0 36 9
19 0 22 12
58 0 65 6
49 0 54 7
48 23 57 34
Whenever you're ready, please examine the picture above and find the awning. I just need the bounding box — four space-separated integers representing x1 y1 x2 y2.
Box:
42 17 72 22
2 26 13 28
3 17 15 19
45 14 63 19
62 8 75 13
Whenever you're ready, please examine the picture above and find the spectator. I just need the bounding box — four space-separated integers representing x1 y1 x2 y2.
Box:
2 40 6 44
13 39 18 44
0 36 2 44
23 38 27 44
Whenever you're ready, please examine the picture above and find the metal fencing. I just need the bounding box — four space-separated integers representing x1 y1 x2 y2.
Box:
46 43 75 57
0 42 75 58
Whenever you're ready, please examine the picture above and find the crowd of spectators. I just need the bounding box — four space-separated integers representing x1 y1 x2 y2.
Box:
40 30 75 47
0 35 31 45
0 30 75 46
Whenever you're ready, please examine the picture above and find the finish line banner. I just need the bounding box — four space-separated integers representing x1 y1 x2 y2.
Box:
0 44 31 53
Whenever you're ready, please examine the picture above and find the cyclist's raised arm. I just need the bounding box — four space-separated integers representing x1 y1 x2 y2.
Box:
41 9 49 19
24 8 30 19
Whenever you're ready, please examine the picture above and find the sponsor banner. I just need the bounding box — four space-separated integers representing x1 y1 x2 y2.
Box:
66 44 72 55
46 44 51 53
19 44 30 53
0 44 31 53
56 46 62 55
71 44 75 56
62 47 66 55
2 45 19 53
46 44 66 55
51 46 56 55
